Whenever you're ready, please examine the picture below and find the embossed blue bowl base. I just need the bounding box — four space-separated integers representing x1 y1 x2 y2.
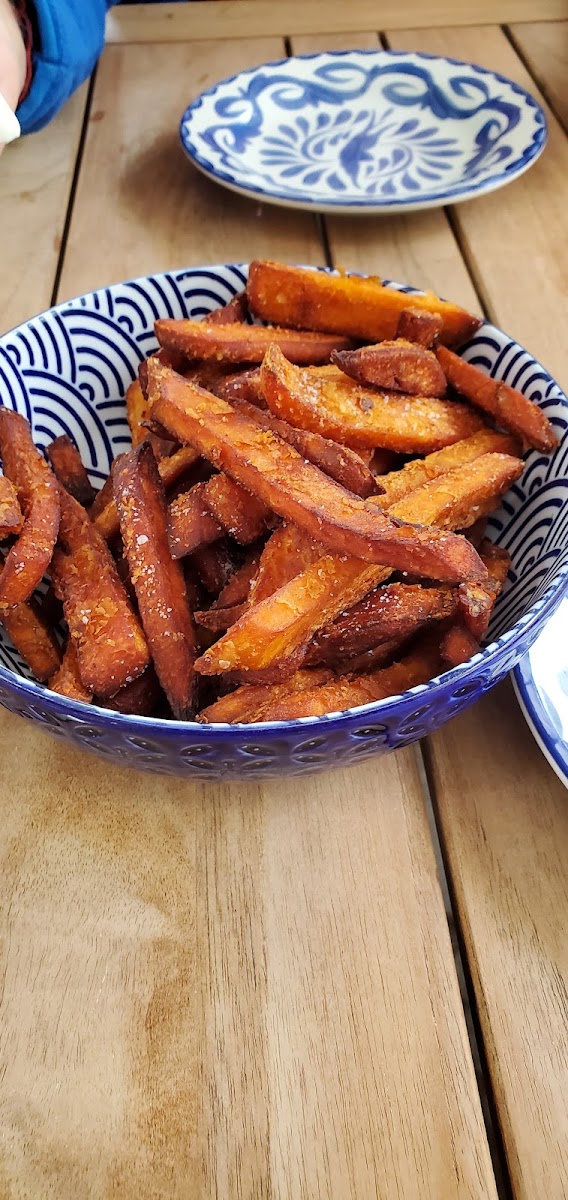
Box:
0 264 566 781
180 51 547 214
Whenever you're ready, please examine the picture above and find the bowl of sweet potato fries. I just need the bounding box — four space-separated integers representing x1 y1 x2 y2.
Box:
0 261 566 779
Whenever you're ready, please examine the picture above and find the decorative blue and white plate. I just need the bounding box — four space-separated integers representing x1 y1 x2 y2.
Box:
179 50 547 214
513 599 568 788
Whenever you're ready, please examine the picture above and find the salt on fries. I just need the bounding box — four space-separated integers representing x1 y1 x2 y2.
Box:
0 261 557 723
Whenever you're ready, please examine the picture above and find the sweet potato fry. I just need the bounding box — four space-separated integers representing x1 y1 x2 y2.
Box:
194 603 249 633
248 524 324 607
102 665 164 716
231 397 379 498
190 540 237 597
206 291 248 325
154 318 353 366
211 545 263 609
463 516 488 549
51 488 149 698
125 380 149 448
49 640 92 702
396 308 443 347
247 261 482 348
345 638 405 675
168 482 224 559
213 368 265 408
194 454 517 681
46 435 97 508
246 638 443 722
92 447 202 544
113 443 197 719
0 408 60 608
260 346 484 453
198 667 335 723
0 474 22 539
437 346 558 452
202 473 271 544
440 624 480 667
378 429 522 508
332 341 447 398
139 348 188 400
150 362 485 582
457 539 511 639
0 586 61 681
307 582 457 666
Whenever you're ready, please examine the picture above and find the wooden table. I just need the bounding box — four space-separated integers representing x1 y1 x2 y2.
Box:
0 5 567 1197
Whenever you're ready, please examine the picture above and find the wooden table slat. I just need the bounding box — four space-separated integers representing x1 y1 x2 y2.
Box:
509 20 568 131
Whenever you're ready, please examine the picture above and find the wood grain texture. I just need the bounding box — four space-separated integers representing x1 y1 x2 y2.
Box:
388 24 568 387
509 20 568 130
0 714 499 1198
0 86 87 332
57 40 322 300
427 679 568 1200
105 1 568 43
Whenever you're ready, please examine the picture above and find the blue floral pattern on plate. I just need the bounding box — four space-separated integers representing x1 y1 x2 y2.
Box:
0 264 566 781
179 51 546 213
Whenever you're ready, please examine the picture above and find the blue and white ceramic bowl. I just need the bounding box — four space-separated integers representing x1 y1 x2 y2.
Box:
513 598 568 788
0 264 566 781
180 51 547 214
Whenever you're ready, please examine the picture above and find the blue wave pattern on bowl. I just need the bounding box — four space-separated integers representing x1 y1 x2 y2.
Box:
0 264 566 781
180 51 546 211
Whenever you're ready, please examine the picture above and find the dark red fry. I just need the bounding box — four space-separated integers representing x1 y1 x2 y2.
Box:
194 603 249 633
206 291 249 324
457 539 511 639
49 640 92 702
149 362 485 583
113 443 198 719
0 474 22 539
211 545 263 609
440 624 481 667
437 346 558 453
0 408 60 608
154 317 354 365
213 368 266 409
306 582 457 666
197 667 336 724
190 539 237 597
51 488 149 698
396 308 443 348
94 447 202 545
46 435 96 507
332 341 447 398
202 473 271 544
101 664 164 716
168 482 224 558
231 396 380 498
0 575 61 682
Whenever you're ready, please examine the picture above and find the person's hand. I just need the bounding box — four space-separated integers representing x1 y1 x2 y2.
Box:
0 0 27 153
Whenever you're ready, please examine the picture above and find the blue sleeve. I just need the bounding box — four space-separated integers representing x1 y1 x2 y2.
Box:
16 0 115 135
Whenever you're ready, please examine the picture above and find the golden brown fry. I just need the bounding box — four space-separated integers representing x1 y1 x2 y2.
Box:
138 347 188 400
168 482 224 559
0 586 61 681
213 368 266 409
154 317 353 365
377 429 522 508
332 341 447 398
125 380 149 448
202 473 271 544
248 524 324 607
231 396 379 498
0 474 22 539
150 362 485 582
113 443 197 719
307 582 457 666
396 307 443 347
92 446 202 544
261 345 484 453
46 435 96 507
194 603 249 633
0 409 60 608
247 638 443 722
212 545 263 609
457 539 511 639
49 640 92 702
440 624 480 667
437 346 558 452
387 453 523 531
206 291 248 325
247 261 482 348
198 667 335 724
51 488 149 698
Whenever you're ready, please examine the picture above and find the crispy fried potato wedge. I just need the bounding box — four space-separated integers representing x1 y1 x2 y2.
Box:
457 539 511 639
247 261 481 348
168 482 224 558
206 291 248 325
139 347 188 400
0 585 61 681
261 345 484 452
46 435 96 508
202 473 271 544
150 362 484 582
113 443 197 719
0 474 22 539
194 603 249 633
0 409 60 608
49 640 92 702
125 380 149 448
378 429 522 508
231 396 379 498
387 453 523 531
307 582 457 666
396 308 443 347
92 447 202 544
51 488 149 698
437 346 558 452
213 368 266 409
247 638 443 722
154 318 353 365
332 341 447 398
198 667 335 723
248 524 323 607
440 624 480 667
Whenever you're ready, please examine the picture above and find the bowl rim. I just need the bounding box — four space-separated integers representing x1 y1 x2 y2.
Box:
0 262 566 735
178 48 548 211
